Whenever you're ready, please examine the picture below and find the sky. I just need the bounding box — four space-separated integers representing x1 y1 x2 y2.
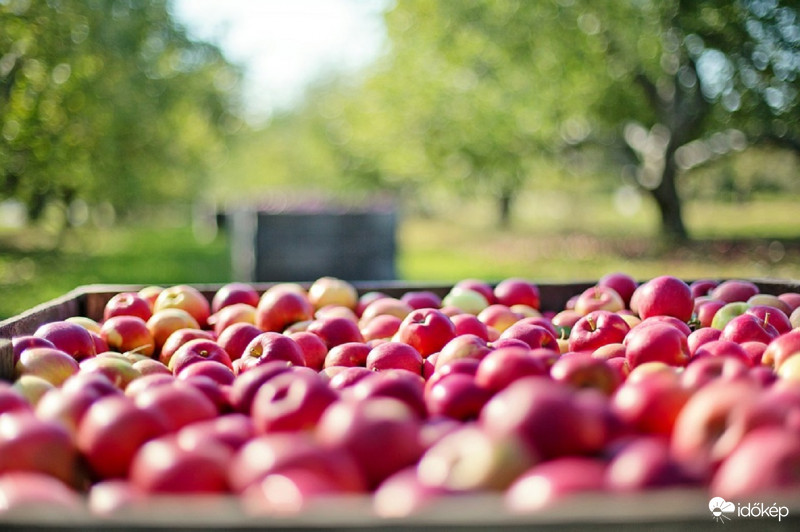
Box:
170 0 391 122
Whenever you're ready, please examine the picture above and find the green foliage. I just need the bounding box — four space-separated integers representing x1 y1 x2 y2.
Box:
0 0 242 222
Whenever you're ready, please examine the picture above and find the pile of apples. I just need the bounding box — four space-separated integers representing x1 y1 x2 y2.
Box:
2 274 800 518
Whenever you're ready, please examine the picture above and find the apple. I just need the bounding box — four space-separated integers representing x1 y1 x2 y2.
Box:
360 297 414 324
153 284 211 328
779 292 800 312
216 322 262 362
573 285 625 316
158 327 216 367
550 309 583 338
710 426 800 499
77 394 169 479
307 316 365 349
441 287 489 315
598 272 638 307
747 293 792 316
360 314 403 342
480 377 607 460
0 472 82 514
394 308 456 358
449 313 490 340
493 278 540 309
366 341 424 375
14 347 79 386
568 310 630 353
104 292 153 322
65 315 102 334
327 366 375 391
315 397 424 489
686 327 721 356
11 335 56 366
720 313 779 346
100 315 155 357
357 291 389 315
606 436 695 491
611 369 691 436
634 276 693 322
0 382 32 415
745 304 792 335
138 285 163 308
209 302 256 336
87 479 145 516
238 332 305 372
79 354 141 390
709 301 750 330
0 411 78 486
474 346 546 392
124 373 175 399
425 372 493 421
740 340 768 366
323 341 371 368
307 276 358 311
228 360 294 414
477 304 522 333
133 380 218 432
251 369 338 433
550 352 621 395
417 424 535 492
623 322 689 369
689 279 718 299
211 282 260 313
33 320 96 361
177 359 236 385
435 334 491 370
710 279 760 303
505 456 606 513
146 308 201 350
692 339 752 366
681 355 750 390
777 352 800 382
762 329 800 370
176 412 255 453
694 298 726 328
591 342 626 360
286 330 328 371
167 338 233 375
634 315 692 336
400 290 443 310
373 466 451 518
349 371 427 419
255 289 314 332
129 434 230 493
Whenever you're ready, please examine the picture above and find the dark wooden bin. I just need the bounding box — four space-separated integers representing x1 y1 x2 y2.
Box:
1 279 800 530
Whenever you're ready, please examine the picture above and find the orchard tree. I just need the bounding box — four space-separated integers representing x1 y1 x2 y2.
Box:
0 0 242 223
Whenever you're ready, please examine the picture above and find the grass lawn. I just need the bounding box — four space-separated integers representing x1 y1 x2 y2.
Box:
1 194 799 320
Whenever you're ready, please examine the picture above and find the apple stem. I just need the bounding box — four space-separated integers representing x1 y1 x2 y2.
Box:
763 312 771 328
586 316 596 332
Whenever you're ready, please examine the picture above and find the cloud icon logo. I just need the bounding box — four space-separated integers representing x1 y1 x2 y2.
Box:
709 497 736 523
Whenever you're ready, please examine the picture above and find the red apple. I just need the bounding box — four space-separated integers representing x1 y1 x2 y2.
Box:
692 339 751 366
550 309 583 337
177 359 236 385
11 335 56 365
745 304 792 335
425 372 493 421
434 334 491 370
307 316 364 349
681 355 751 390
505 456 606 513
255 289 314 332
327 366 375 391
498 321 559 352
216 322 262 362
550 352 621 395
251 370 338 433
100 315 155 357
133 380 218 432
323 341 371 368
176 412 255 452
762 329 800 370
0 472 82 514
286 330 328 371
598 272 638 307
349 371 427 419
0 411 78 486
573 285 625 316
211 282 260 313
611 370 691 436
104 292 153 322
689 279 718 299
623 322 689 369
146 308 200 351
687 327 722 356
720 313 779 345
238 332 305 372
14 347 79 386
366 341 424 375
493 278 540 309
158 327 215 367
228 360 294 414
394 308 456 358
474 346 548 392
568 310 630 353
34 320 96 361
79 355 141 390
400 290 443 310
0 382 33 414
167 338 233 375
694 298 726 328
606 436 695 491
635 276 693 322
710 279 759 303
153 284 211 328
209 302 256 336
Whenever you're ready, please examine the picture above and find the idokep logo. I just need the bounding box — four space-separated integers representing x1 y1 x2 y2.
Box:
709 497 790 523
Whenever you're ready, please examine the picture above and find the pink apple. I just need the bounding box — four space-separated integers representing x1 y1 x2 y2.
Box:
286 330 328 371
104 292 153 322
327 366 375 391
0 472 82 513
779 292 800 312
255 289 314 332
745 304 792 335
216 322 262 362
323 341 371 368
177 359 236 385
228 360 294 414
153 284 211 328
366 341 423 374
360 314 403 342
209 302 256 336
176 412 255 453
435 334 491 370
238 332 305 372
373 466 450 518
550 352 621 395
498 321 559 352
34 320 96 361
349 371 427 419
635 315 692 336
634 276 693 322
394 308 456 358
762 329 800 370
568 310 630 353
689 279 718 299
694 298 726 328
474 346 548 392
0 411 78 485
623 322 690 369
11 335 56 365
211 282 260 313
681 355 750 390
357 291 389 316
359 297 414 323
400 290 443 310
167 338 233 375
425 372 493 421
606 436 695 491
158 327 215 367
506 456 606 513
692 339 751 366
720 313 779 345
493 278 540 309
710 279 759 303
129 435 230 493
598 272 638 307
251 369 338 433
307 316 364 349
133 380 218 432
573 285 625 316
550 309 583 337
14 347 79 386
687 327 722 356
740 340 767 365
0 382 33 414
611 370 691 436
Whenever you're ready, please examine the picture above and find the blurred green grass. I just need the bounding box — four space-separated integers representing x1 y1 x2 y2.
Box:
1 194 799 320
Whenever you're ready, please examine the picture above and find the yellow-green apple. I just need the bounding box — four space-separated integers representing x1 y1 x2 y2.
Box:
287 330 328 371
710 279 759 303
366 341 423 375
623 322 690 369
100 315 155 357
634 276 693 322
146 308 200 351
15 347 79 386
79 354 141 390
167 338 233 375
0 411 78 486
65 315 102 334
255 288 314 332
399 290 442 311
133 380 218 433
573 285 625 316
238 332 305 372
129 434 230 494
216 322 262 363
550 352 621 395
158 328 215 367
228 360 294 414
606 436 695 491
103 292 153 322
480 377 607 460
747 293 792 316
394 308 456 358
477 304 523 333
710 426 800 500
209 303 256 336
34 320 96 361
153 284 211 328
474 346 548 392
0 472 83 514
441 287 489 315
307 316 364 349
315 397 424 490
211 282 260 313
77 394 169 479
568 310 630 353
454 279 496 305
611 369 691 436
251 369 338 433
598 272 638 307
505 456 606 513
323 341 371 368
11 375 55 407
417 424 535 492
710 301 750 330
493 278 540 310
307 276 358 311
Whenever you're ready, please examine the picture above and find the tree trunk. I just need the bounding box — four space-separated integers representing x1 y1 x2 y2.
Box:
651 159 688 243
497 188 513 229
